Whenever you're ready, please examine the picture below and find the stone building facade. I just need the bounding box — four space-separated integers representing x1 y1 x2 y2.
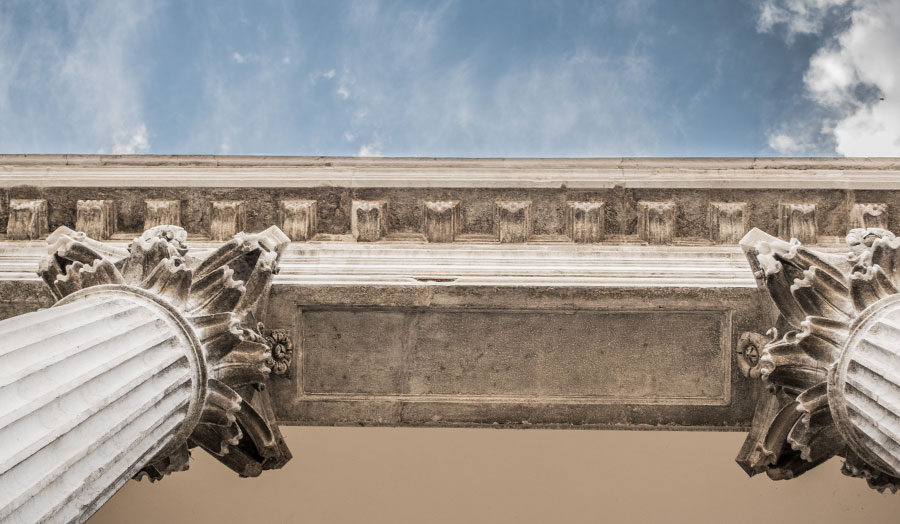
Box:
2 156 900 522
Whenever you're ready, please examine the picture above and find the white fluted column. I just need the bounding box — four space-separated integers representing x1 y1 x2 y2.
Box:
0 286 206 524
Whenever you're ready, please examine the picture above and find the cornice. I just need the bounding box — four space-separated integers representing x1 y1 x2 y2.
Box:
2 155 900 189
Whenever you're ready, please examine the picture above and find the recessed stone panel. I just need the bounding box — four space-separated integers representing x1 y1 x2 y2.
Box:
300 308 729 404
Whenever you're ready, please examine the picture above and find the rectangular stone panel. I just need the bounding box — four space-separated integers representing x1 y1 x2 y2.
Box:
299 308 729 405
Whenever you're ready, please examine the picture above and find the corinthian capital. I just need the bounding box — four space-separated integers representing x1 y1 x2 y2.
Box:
737 227 900 492
39 224 293 480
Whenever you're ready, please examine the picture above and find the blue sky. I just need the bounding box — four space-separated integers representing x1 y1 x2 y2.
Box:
0 0 897 157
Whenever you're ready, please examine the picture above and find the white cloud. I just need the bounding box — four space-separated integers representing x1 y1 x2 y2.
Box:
768 133 803 154
112 124 150 154
757 0 850 38
358 143 382 156
308 68 337 85
336 85 349 99
760 0 900 156
343 131 356 142
232 52 247 64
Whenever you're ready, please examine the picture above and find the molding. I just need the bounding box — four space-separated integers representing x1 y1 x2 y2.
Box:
1 240 760 288
2 155 900 189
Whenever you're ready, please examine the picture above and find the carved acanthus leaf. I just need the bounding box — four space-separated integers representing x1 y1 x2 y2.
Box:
737 227 900 491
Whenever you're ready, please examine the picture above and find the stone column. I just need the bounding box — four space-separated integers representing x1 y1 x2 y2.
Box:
0 287 206 524
0 225 293 524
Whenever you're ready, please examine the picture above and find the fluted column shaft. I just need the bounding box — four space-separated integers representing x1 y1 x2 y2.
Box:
0 286 206 524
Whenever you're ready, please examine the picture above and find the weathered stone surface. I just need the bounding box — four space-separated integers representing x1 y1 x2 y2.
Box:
850 202 888 230
638 201 675 244
262 269 761 429
351 200 386 242
2 157 900 244
76 199 116 239
496 201 531 243
279 200 317 241
424 201 459 243
2 155 900 513
778 202 817 243
5 155 900 438
300 308 728 402
7 199 48 240
708 202 747 244
144 199 181 229
209 200 245 241
566 201 604 243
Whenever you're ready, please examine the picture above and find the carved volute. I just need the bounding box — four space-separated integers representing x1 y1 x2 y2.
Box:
737 227 900 492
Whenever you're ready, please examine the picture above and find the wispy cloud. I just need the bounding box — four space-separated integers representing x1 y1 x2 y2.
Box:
0 1 155 153
757 0 850 40
759 0 900 155
112 124 150 154
3 1 818 157
334 2 665 156
358 143 381 156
